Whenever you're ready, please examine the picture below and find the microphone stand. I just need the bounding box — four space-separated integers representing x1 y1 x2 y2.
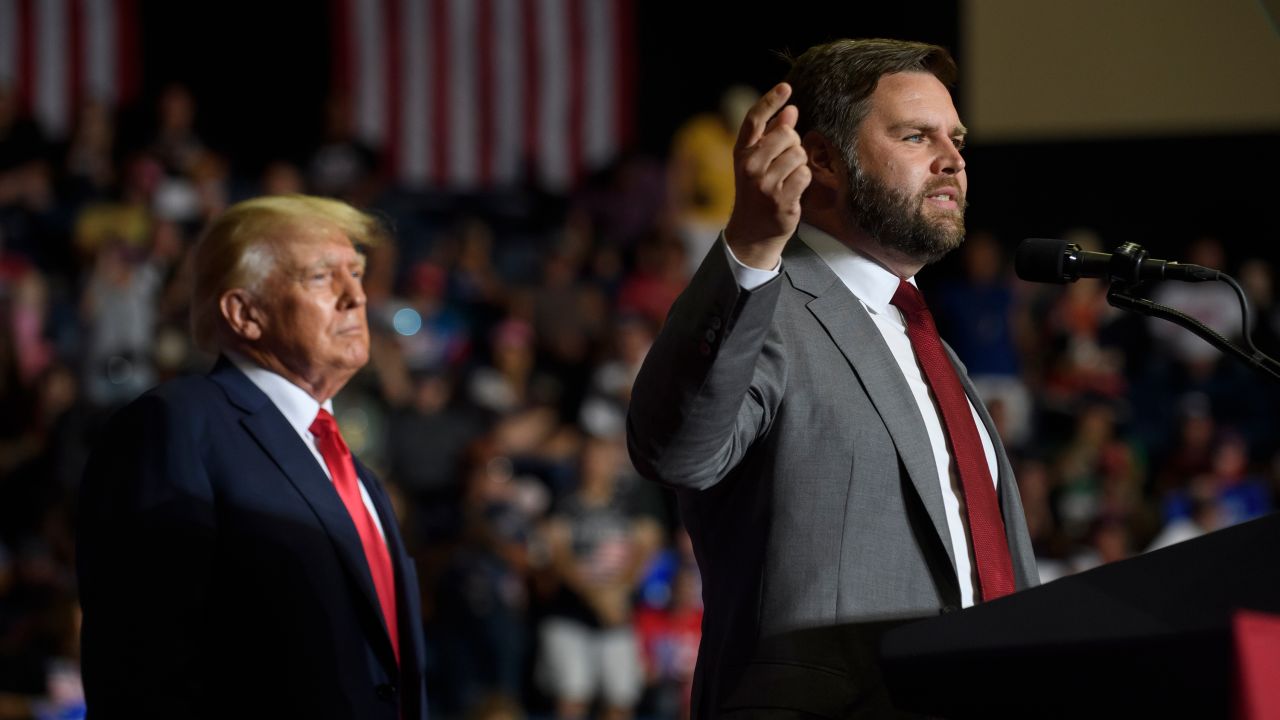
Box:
1103 243 1280 386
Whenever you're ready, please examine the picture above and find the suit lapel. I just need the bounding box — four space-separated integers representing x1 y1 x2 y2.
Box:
209 358 398 668
946 345 1009 491
784 241 957 574
356 458 423 661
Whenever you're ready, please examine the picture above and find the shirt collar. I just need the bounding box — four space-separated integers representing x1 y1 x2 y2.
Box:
226 350 334 436
796 222 916 315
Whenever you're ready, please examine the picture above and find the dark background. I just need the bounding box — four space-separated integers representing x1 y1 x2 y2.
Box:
135 0 1280 268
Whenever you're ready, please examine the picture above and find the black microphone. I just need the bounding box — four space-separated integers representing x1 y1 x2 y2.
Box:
1014 238 1220 284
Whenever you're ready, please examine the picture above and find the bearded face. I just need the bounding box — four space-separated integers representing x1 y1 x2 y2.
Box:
844 151 968 266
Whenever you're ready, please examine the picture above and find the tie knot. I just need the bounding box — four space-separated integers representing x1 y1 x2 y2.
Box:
309 408 340 439
890 278 928 318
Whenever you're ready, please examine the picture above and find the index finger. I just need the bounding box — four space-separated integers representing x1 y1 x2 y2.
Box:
736 83 793 151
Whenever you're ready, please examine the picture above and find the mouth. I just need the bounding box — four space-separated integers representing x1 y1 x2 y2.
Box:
923 185 962 210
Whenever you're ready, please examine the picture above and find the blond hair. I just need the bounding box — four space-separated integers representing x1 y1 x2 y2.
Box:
190 194 385 353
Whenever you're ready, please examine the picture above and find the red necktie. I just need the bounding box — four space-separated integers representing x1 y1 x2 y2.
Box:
310 409 400 663
891 279 1016 602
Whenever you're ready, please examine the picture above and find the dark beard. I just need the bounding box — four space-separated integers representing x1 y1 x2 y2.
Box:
845 161 967 265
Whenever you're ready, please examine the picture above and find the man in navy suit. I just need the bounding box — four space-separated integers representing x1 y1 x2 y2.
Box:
77 194 427 719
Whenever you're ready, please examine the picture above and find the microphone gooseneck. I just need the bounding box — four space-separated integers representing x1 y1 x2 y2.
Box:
1014 238 1219 284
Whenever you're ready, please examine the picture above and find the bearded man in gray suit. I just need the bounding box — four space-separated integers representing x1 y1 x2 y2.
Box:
627 39 1039 718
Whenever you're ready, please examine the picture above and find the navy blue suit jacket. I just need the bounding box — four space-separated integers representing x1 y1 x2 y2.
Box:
77 357 428 719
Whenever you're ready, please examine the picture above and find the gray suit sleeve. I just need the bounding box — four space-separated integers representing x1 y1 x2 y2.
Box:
627 237 786 491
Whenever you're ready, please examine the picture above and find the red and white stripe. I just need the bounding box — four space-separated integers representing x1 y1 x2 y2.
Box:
0 0 138 138
333 0 635 192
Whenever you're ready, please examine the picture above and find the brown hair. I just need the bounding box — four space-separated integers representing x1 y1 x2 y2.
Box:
784 38 957 166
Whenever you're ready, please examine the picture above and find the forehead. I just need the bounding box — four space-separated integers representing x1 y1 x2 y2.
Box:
865 71 960 125
270 222 360 266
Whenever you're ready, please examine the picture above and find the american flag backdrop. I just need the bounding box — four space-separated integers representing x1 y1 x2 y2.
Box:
0 0 140 138
331 0 636 192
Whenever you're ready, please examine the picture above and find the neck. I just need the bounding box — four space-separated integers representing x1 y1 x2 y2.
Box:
802 213 926 279
232 344 349 402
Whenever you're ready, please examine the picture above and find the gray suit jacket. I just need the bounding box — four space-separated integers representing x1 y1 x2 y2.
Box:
627 235 1039 718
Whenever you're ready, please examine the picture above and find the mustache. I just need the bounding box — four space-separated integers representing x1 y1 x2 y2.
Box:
922 180 968 210
922 179 963 196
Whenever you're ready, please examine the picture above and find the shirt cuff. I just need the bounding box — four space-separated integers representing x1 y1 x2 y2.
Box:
723 238 781 290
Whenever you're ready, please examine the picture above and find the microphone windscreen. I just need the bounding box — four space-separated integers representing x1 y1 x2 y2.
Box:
1015 238 1069 283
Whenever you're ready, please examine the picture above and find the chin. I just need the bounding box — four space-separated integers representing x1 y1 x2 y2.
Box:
337 343 371 370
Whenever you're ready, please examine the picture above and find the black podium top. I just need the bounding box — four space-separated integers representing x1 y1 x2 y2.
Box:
880 513 1280 718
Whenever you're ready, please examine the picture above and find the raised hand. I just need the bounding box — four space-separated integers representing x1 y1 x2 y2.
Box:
724 83 811 270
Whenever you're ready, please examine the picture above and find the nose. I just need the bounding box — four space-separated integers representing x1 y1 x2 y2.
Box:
934 142 965 176
338 270 366 309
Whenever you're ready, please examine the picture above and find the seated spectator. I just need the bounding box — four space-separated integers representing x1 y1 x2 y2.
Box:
1149 236 1240 379
1146 477 1224 552
433 440 543 716
534 435 662 720
1161 432 1271 528
633 534 701 720
616 231 686 330
934 230 1032 448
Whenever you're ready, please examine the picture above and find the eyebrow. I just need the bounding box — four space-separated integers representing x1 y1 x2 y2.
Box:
298 253 368 273
889 121 968 137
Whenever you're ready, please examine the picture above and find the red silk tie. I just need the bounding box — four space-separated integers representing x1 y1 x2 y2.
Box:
310 409 400 663
891 279 1016 602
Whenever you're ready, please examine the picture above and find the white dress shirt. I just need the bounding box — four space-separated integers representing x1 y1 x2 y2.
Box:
724 225 999 607
228 352 387 540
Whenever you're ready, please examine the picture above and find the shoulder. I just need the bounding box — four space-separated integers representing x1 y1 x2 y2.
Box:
100 373 229 447
82 374 228 501
126 373 224 417
154 372 224 403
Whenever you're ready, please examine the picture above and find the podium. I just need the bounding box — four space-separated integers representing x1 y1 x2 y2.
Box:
879 513 1280 718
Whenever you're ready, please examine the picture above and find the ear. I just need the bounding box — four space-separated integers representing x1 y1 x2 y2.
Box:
801 130 843 190
220 289 266 342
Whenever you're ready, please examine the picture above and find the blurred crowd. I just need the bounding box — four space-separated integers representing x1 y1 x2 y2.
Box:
0 80 1277 720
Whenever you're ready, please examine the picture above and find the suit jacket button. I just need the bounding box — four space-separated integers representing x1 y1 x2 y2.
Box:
704 329 717 342
710 316 722 330
940 604 959 615
376 683 397 701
